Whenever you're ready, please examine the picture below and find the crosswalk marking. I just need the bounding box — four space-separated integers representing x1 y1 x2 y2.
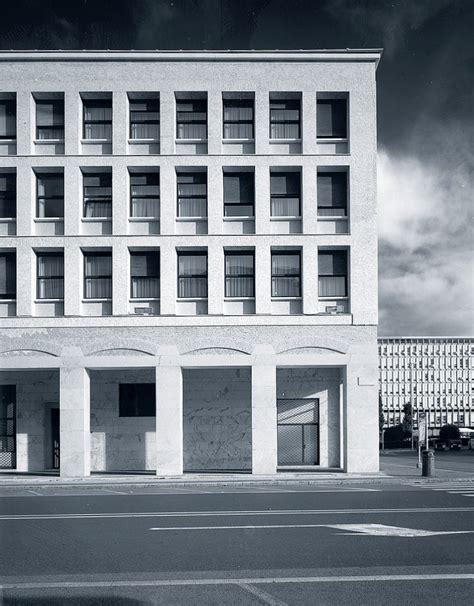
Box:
409 482 474 499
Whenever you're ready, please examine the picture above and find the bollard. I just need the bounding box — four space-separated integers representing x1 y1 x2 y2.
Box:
422 449 435 477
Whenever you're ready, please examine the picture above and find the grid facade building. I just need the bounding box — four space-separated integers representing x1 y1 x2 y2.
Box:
378 337 474 430
0 50 380 476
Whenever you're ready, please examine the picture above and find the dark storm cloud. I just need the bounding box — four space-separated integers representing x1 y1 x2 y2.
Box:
0 0 472 336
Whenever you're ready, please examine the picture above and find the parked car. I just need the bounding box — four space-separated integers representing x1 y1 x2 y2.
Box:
435 439 462 451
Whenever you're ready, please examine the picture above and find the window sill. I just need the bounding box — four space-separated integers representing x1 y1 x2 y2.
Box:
176 217 207 222
224 297 255 302
271 297 302 301
128 138 160 144
34 299 64 303
175 138 208 143
222 138 255 143
81 139 112 144
223 216 255 221
34 217 64 222
82 298 111 303
177 298 208 302
318 215 348 221
0 138 16 143
317 138 348 143
0 299 16 303
130 298 160 302
269 138 302 143
319 296 349 300
82 217 112 222
34 139 64 145
129 217 160 222
0 217 16 222
270 216 302 221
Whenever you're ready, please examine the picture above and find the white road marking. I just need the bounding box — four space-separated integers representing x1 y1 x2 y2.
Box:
3 573 474 590
239 582 289 605
1 506 473 521
149 523 474 536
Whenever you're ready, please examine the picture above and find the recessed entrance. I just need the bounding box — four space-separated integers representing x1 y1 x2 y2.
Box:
277 398 319 466
51 408 60 470
0 385 16 469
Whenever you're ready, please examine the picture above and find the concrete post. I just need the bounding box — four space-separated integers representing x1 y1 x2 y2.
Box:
156 364 183 475
16 91 32 156
64 91 81 156
254 91 270 155
251 361 277 474
59 367 90 477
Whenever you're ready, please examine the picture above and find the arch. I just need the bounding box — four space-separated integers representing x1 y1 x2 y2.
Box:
183 346 251 356
278 338 348 355
87 347 155 357
0 348 59 357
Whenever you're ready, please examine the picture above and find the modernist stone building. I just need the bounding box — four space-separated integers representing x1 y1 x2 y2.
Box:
379 337 474 432
0 50 381 476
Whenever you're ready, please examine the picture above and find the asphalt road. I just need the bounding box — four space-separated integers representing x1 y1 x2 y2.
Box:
1 482 473 605
380 448 474 478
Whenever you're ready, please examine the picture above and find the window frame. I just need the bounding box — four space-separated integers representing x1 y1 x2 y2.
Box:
129 172 160 219
36 173 64 219
176 171 207 219
317 171 348 218
130 251 160 300
224 250 255 299
317 98 348 140
177 251 208 299
129 98 160 141
176 98 207 141
0 99 16 140
36 251 64 300
0 172 16 219
222 98 254 140
271 251 301 298
119 383 156 417
269 98 301 140
82 171 113 219
0 252 16 300
83 251 112 300
318 250 348 298
35 99 65 141
223 171 255 218
270 171 301 218
82 99 112 141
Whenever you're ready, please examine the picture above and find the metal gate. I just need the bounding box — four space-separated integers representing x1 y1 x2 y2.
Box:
0 385 16 469
51 408 60 470
277 398 319 465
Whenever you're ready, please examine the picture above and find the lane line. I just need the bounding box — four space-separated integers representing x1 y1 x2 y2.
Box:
1 506 473 521
149 523 474 534
239 582 289 606
3 573 474 590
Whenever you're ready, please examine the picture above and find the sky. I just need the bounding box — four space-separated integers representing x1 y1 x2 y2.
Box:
1 0 472 336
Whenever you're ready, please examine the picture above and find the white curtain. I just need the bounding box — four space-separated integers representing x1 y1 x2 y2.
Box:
225 254 254 297
0 174 15 219
178 254 207 298
84 254 112 299
83 103 112 139
37 255 64 299
271 254 300 297
0 101 15 138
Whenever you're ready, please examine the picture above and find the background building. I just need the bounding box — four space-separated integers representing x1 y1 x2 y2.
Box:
378 337 474 433
0 50 380 476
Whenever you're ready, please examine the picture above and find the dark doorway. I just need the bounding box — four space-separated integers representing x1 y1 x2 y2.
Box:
51 408 60 469
277 398 319 465
0 385 16 469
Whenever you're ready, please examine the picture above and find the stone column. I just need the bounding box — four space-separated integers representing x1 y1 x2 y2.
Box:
255 242 271 316
159 91 175 155
59 367 90 477
207 90 222 155
64 165 81 236
112 91 128 155
207 163 223 235
15 240 33 317
254 91 270 155
112 241 129 316
302 91 317 155
64 91 81 156
156 363 183 475
207 240 223 315
255 164 270 235
158 240 177 316
16 91 33 156
251 357 277 474
302 239 319 315
112 164 129 236
16 164 33 236
63 243 82 317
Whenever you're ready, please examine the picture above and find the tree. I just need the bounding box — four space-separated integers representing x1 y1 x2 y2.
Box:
383 424 411 448
379 392 385 432
439 424 460 441
402 402 413 434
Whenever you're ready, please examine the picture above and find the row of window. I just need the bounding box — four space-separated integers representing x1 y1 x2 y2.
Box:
380 370 472 382
0 249 348 302
0 92 348 145
0 169 348 220
380 358 470 370
379 343 472 356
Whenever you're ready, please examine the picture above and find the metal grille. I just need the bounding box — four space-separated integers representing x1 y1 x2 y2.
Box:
0 385 16 469
277 398 319 466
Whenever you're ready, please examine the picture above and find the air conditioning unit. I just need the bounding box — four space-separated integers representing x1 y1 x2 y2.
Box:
134 306 153 315
325 304 346 314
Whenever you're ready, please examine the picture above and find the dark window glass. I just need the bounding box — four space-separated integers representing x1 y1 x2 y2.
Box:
83 99 112 140
36 174 64 218
129 99 160 140
317 172 347 217
318 250 348 297
223 172 254 217
37 253 64 299
0 100 16 140
130 172 160 218
271 251 301 297
270 172 301 217
225 252 255 298
36 100 64 140
0 252 16 299
0 173 16 219
83 251 112 299
83 172 112 218
130 251 160 299
223 99 254 139
177 252 207 298
119 383 155 417
270 99 300 139
176 99 207 140
177 172 207 218
317 99 347 139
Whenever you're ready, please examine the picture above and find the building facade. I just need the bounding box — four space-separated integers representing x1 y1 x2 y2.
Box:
378 337 474 432
0 50 381 476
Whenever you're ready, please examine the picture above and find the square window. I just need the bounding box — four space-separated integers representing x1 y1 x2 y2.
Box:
271 251 301 297
119 383 155 417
